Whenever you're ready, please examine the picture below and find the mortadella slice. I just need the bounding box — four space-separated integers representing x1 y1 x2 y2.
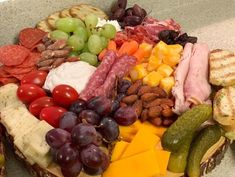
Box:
172 43 193 115
80 51 117 101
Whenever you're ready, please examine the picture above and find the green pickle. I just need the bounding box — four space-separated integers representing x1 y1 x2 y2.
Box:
168 134 194 173
187 125 222 177
161 104 212 152
0 154 5 167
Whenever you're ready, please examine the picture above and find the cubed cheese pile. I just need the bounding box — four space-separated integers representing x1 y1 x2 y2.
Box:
103 123 170 177
130 41 183 94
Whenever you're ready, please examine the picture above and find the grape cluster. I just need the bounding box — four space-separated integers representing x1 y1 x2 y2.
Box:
49 15 117 66
46 96 124 177
111 0 147 27
158 30 198 47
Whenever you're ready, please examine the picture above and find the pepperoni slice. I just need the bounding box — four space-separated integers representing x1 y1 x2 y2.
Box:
0 45 30 66
19 28 46 49
0 66 12 78
0 77 18 85
17 52 41 68
3 65 36 75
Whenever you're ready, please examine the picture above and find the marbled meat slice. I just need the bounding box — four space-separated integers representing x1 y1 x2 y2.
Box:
95 55 136 98
80 50 117 101
0 45 30 66
19 28 46 49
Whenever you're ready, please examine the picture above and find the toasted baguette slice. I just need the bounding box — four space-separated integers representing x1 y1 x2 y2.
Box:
36 20 52 32
59 9 72 18
70 4 108 20
214 86 235 126
210 49 235 86
47 12 60 29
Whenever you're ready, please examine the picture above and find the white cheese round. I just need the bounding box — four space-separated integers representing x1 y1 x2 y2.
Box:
96 18 121 32
43 61 96 93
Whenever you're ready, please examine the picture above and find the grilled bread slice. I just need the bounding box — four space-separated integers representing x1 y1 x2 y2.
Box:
59 9 72 18
47 12 60 29
213 86 235 126
70 4 108 20
36 20 52 32
210 49 235 86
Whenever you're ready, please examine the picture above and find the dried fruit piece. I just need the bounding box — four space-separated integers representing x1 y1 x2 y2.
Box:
127 80 143 95
132 100 143 117
140 109 148 122
122 95 138 104
141 93 158 102
137 85 152 96
144 99 161 108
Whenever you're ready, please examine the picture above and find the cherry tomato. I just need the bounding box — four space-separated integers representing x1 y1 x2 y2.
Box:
17 84 46 104
29 96 55 117
40 106 67 127
52 85 79 108
21 70 48 87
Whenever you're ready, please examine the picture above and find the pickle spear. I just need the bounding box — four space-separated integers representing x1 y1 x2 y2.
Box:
187 125 222 177
167 134 194 173
162 104 212 152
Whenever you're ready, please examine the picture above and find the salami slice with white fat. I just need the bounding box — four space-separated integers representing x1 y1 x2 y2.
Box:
95 55 136 98
80 50 117 101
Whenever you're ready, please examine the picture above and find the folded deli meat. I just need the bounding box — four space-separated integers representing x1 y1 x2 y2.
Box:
172 43 211 115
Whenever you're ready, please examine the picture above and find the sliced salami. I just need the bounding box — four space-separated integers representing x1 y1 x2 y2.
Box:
3 65 36 75
0 45 30 66
19 28 46 49
0 77 18 85
0 66 12 78
95 55 136 98
17 52 41 68
80 50 117 101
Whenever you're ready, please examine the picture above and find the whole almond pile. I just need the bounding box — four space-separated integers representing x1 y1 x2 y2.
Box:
36 36 79 71
120 79 176 127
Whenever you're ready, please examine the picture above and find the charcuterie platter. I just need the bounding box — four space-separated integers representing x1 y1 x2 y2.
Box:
0 0 235 177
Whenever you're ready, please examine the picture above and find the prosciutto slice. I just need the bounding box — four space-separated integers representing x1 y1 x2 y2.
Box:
184 43 211 105
172 43 193 114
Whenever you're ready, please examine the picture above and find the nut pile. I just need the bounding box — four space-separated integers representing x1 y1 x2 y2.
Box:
36 36 78 71
120 80 176 127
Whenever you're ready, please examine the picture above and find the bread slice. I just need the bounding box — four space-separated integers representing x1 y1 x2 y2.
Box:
70 4 108 20
59 9 72 18
36 20 52 32
210 49 235 86
47 12 60 29
214 86 235 126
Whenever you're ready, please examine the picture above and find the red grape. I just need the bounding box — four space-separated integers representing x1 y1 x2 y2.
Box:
46 128 71 149
87 96 112 116
79 110 101 125
92 132 103 146
61 158 82 177
69 99 87 115
118 79 131 93
59 112 79 132
71 123 97 147
114 106 137 126
56 143 79 166
98 117 119 143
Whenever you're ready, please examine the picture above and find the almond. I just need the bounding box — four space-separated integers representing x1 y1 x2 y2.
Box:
137 85 152 96
163 119 174 126
127 80 143 95
140 109 148 122
149 117 162 126
122 95 138 104
148 106 162 118
160 98 174 107
144 98 161 108
151 87 167 98
132 100 143 117
162 108 174 118
141 93 158 102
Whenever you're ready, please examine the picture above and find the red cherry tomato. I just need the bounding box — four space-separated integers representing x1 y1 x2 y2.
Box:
17 84 46 104
21 70 48 87
52 85 79 108
29 96 55 117
40 106 66 127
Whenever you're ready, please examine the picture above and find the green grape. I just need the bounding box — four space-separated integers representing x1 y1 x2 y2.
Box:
55 17 76 33
100 36 109 49
74 26 88 42
86 27 92 38
73 18 85 28
69 51 79 57
50 30 69 40
79 52 98 66
88 35 103 55
68 35 85 51
82 43 90 53
101 24 117 39
85 14 98 28
91 28 102 36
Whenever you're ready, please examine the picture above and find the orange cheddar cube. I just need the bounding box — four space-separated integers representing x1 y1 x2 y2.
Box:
143 71 163 87
157 64 174 77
